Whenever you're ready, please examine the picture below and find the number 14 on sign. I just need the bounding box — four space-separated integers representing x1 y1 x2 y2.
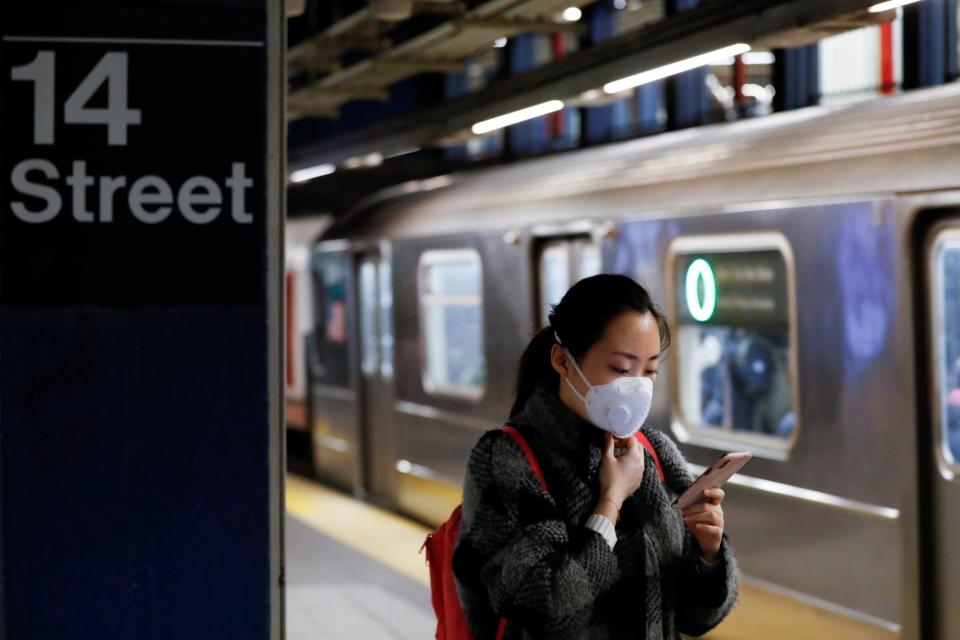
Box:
11 50 142 146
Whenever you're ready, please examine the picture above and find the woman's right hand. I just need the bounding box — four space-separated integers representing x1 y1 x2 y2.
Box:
598 432 646 509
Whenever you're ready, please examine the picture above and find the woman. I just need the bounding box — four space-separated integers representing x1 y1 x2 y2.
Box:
453 274 740 639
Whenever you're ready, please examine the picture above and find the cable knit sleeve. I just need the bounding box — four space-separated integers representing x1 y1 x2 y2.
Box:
675 531 740 636
645 429 741 636
453 429 619 637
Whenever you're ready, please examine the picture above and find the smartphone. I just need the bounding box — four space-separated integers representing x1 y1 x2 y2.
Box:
672 451 752 511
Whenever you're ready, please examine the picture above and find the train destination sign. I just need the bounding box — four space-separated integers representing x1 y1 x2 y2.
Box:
674 249 790 326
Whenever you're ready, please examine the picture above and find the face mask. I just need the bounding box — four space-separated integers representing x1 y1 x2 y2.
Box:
562 347 654 438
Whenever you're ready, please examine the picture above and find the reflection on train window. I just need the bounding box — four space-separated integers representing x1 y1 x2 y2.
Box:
538 237 602 326
418 249 485 399
322 259 348 345
935 236 960 465
359 258 378 376
310 251 350 387
672 242 797 448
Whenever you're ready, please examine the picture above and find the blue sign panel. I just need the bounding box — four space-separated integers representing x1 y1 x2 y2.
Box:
0 1 279 637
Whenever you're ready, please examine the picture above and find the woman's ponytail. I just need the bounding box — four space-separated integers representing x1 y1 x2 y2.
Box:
510 326 558 417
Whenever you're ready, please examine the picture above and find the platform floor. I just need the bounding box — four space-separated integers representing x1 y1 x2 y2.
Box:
285 474 433 639
285 473 896 640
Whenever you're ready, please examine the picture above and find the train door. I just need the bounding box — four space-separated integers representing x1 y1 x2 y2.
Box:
536 235 602 324
922 214 960 640
307 246 361 493
354 247 397 506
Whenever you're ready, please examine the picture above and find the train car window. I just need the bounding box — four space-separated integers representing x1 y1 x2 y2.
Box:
358 258 379 376
668 235 798 455
418 249 485 399
933 232 960 467
379 257 395 378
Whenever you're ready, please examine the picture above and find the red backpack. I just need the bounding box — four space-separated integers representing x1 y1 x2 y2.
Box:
422 425 664 640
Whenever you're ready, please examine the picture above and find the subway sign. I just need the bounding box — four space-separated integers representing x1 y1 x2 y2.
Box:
9 51 254 225
1 31 267 307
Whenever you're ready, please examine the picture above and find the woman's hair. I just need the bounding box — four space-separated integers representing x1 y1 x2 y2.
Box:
510 274 671 417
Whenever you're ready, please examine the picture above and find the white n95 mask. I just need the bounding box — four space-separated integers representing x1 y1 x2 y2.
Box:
563 348 653 438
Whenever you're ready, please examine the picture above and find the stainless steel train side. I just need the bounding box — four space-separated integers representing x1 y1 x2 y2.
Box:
304 83 960 639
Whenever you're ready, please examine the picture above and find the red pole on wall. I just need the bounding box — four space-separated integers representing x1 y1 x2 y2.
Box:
733 53 747 114
880 22 895 95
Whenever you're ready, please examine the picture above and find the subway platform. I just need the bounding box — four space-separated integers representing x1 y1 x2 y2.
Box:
285 473 895 640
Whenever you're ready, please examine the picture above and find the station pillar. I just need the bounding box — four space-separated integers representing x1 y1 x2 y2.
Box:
903 0 959 89
0 1 284 637
666 0 710 129
772 45 820 112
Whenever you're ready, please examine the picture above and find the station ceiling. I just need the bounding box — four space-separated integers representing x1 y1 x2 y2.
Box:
286 0 891 218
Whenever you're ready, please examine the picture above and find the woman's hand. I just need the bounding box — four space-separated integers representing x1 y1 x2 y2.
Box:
682 488 725 563
598 432 645 510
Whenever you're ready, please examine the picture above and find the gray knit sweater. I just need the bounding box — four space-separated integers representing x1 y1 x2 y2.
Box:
453 384 740 639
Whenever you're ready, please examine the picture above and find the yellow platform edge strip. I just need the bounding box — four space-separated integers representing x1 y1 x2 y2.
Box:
285 474 431 587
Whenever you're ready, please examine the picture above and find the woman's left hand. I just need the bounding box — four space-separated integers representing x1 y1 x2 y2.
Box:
682 488 725 563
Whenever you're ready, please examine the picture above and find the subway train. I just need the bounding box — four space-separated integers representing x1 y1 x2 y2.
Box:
290 82 960 639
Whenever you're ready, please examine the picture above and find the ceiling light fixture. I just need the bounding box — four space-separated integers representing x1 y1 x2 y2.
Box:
289 163 335 183
868 0 923 12
471 100 565 135
603 43 752 94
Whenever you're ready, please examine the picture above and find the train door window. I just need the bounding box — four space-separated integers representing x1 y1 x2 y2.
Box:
378 256 395 378
576 239 602 281
311 250 350 387
539 242 570 325
538 236 602 325
932 230 960 469
418 249 485 399
358 257 379 377
667 234 798 457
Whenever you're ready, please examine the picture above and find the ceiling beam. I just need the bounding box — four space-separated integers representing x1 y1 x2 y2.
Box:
289 0 891 170
372 58 466 73
413 1 468 16
453 17 587 35
306 86 391 100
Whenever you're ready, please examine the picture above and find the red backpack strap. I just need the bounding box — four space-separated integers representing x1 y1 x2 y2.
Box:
502 425 548 492
495 425 546 640
635 431 665 483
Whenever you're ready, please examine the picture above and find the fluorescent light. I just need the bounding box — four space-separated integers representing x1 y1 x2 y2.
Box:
385 146 421 159
493 37 508 48
562 6 582 22
471 100 564 135
289 163 335 183
868 0 922 12
603 43 752 94
743 51 775 65
343 152 383 169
